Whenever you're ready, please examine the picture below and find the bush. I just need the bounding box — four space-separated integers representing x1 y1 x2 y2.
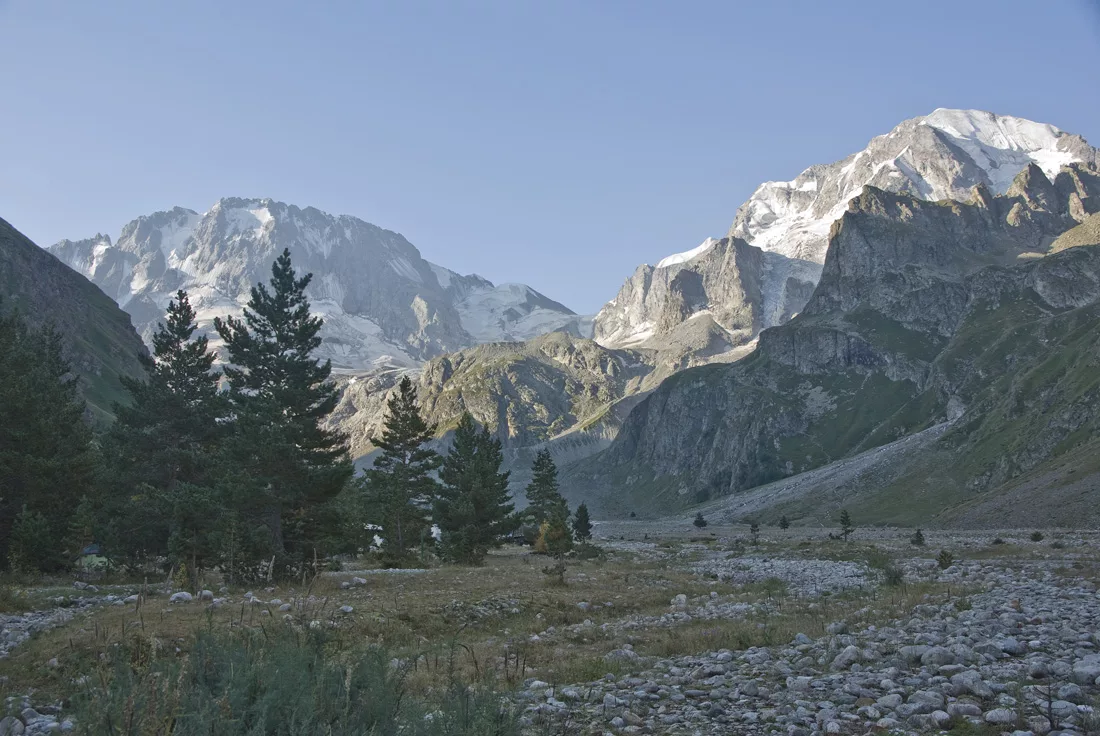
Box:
936 550 955 570
693 513 707 528
73 627 520 735
991 537 1005 545
1030 531 1044 542
882 565 905 587
909 528 925 546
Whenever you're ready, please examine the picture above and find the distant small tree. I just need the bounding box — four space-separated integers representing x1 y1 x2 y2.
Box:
1030 531 1044 543
910 528 926 546
839 510 854 541
936 550 955 569
749 521 760 546
524 450 569 527
778 515 790 530
629 511 636 519
693 513 707 529
573 502 592 542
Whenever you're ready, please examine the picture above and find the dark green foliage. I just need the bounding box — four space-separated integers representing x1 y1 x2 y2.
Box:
361 376 440 565
991 537 1005 545
104 291 227 579
1030 531 1044 542
882 564 905 587
0 303 96 570
435 413 518 565
778 515 790 530
8 506 57 572
693 513 707 528
910 528 926 546
572 502 592 542
839 510 854 541
749 521 760 546
937 550 955 569
215 251 352 567
524 450 569 527
72 627 521 736
573 541 604 560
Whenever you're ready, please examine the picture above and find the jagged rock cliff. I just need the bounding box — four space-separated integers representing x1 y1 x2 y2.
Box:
592 109 1099 368
572 163 1100 516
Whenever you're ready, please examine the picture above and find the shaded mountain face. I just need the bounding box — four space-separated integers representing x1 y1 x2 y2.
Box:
593 109 1099 362
50 198 584 371
570 163 1100 517
0 216 147 419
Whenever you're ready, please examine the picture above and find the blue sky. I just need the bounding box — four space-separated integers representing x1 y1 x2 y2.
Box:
1 0 1098 313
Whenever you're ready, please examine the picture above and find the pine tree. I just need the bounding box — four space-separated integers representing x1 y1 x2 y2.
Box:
106 291 226 577
910 528 925 546
750 521 760 546
525 450 569 526
839 509 854 541
693 513 707 528
0 303 96 570
573 502 593 542
215 250 352 566
779 515 790 530
435 413 518 565
361 376 440 565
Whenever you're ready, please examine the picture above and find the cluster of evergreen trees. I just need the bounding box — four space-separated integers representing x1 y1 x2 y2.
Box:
362 378 593 566
1 249 594 578
1 251 352 580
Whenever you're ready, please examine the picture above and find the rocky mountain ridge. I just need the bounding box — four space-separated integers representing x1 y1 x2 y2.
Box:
570 161 1100 519
592 109 1099 366
50 198 586 372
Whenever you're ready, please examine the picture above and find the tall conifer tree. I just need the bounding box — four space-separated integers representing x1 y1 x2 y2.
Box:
435 413 518 565
0 303 94 570
525 450 569 526
215 250 352 564
362 376 440 564
106 290 225 577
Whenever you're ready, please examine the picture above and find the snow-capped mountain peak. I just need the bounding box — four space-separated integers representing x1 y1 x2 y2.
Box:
594 109 1098 352
50 198 586 372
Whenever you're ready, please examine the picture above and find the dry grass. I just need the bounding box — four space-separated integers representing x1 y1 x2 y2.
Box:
0 540 972 710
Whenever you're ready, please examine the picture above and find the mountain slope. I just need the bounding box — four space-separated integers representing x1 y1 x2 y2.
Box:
569 162 1100 519
0 216 146 419
50 199 583 371
593 109 1099 363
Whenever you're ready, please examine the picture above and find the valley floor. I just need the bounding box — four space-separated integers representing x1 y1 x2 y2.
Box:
2 524 1099 735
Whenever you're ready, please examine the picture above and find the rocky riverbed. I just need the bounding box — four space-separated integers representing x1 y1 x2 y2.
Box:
516 537 1100 735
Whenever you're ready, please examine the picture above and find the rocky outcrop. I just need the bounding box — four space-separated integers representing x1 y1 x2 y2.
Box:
0 216 147 419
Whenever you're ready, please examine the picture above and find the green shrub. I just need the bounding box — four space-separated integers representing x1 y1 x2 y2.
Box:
1030 531 1044 542
991 538 1005 545
909 528 925 546
72 627 520 735
936 550 955 570
572 542 604 560
882 565 905 587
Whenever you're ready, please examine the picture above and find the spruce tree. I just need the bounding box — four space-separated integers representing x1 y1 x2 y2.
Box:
839 509 854 541
106 291 226 576
573 502 593 542
779 515 790 530
0 304 95 570
215 250 352 566
435 413 518 565
693 512 707 528
525 450 569 526
361 376 440 565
